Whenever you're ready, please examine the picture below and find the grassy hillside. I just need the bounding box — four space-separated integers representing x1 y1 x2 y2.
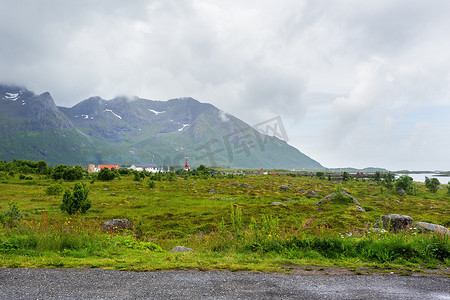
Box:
0 169 449 275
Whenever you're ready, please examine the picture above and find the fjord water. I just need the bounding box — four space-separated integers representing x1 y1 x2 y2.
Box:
396 173 450 183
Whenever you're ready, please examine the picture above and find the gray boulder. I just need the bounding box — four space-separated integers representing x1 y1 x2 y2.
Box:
373 214 414 232
169 246 194 253
209 188 216 194
270 202 287 208
395 188 406 195
415 221 450 235
316 190 361 206
101 219 134 231
306 190 318 197
280 185 290 190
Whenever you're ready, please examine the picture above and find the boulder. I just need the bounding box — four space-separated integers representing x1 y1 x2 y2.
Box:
316 190 361 206
240 183 253 188
306 190 318 197
373 214 413 232
209 188 216 194
395 188 406 195
101 219 134 231
280 185 290 190
415 221 450 235
102 188 109 191
270 202 287 208
169 246 194 253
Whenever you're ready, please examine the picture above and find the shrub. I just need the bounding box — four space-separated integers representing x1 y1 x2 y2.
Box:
45 184 63 195
425 177 440 193
148 180 155 189
395 175 415 194
98 168 116 181
62 166 84 181
342 172 351 181
0 202 22 228
51 164 69 180
382 172 395 190
60 183 92 215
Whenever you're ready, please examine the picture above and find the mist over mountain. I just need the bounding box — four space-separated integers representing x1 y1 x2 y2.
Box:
0 84 324 170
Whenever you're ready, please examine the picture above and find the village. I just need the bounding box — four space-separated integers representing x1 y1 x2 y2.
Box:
87 158 191 173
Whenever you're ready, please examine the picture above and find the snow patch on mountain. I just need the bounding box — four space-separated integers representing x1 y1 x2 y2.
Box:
178 124 190 131
103 109 122 119
4 92 19 101
149 109 165 115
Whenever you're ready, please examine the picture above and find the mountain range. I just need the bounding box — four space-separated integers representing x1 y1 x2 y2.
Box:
0 84 324 170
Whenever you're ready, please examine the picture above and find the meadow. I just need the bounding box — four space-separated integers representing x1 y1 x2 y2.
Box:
0 165 449 276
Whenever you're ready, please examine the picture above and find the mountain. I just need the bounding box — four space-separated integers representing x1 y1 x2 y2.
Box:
0 84 324 170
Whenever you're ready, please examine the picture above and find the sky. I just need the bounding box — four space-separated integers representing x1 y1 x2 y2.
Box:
1 0 449 171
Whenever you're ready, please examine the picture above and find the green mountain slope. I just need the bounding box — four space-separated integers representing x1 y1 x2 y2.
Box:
0 84 324 169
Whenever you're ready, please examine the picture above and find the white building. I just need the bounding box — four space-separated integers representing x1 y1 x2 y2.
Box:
129 164 158 173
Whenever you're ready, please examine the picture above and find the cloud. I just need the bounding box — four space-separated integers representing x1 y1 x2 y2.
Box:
0 0 449 169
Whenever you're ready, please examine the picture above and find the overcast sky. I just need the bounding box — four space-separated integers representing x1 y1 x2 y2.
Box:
1 0 449 171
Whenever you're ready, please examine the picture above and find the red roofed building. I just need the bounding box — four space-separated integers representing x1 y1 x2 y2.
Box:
98 165 120 170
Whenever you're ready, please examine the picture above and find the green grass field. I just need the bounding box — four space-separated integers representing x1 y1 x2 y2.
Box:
1 171 449 275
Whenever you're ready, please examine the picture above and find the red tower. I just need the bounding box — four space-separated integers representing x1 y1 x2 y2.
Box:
184 157 190 170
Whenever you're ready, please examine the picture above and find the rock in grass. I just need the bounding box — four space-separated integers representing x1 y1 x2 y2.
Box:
306 190 318 197
415 221 450 235
356 206 366 212
270 202 287 208
169 246 194 253
316 190 361 206
280 185 290 190
209 188 216 194
101 219 134 231
240 183 253 188
373 214 413 232
395 188 406 195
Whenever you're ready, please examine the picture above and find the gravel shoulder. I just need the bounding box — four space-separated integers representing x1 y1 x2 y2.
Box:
0 268 449 300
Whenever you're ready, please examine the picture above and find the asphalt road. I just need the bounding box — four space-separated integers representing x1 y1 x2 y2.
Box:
0 268 449 300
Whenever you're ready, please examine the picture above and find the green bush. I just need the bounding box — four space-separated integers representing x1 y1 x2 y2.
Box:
45 184 63 195
395 175 415 194
147 180 155 189
382 172 395 190
60 183 92 215
0 202 22 228
342 172 351 181
425 177 440 193
98 168 116 181
62 166 84 181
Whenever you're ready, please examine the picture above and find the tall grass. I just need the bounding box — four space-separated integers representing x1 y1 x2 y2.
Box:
206 207 450 265
0 213 109 256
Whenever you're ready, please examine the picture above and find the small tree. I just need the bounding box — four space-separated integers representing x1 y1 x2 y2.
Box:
0 202 22 228
382 172 395 190
425 177 440 193
372 171 382 182
98 167 116 181
342 171 351 181
395 175 415 195
60 182 92 215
